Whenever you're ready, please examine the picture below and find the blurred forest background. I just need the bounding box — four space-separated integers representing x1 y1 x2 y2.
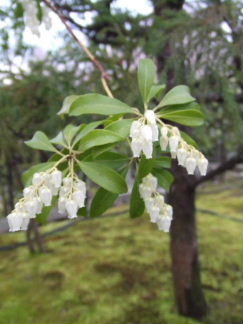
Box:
0 0 242 323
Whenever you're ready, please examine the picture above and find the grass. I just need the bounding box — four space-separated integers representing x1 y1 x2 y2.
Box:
0 179 242 324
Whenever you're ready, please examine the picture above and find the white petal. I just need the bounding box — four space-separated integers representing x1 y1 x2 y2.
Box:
142 140 153 159
185 157 197 175
145 110 156 124
141 125 152 142
198 158 208 176
157 216 172 232
149 207 160 223
39 186 52 206
73 190 85 208
58 197 66 214
32 172 43 186
177 148 188 166
131 139 142 157
130 120 142 138
169 135 180 152
160 135 169 151
51 169 62 188
65 200 78 219
161 126 168 137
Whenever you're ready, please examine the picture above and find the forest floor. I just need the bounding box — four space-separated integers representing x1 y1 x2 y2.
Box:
0 176 242 324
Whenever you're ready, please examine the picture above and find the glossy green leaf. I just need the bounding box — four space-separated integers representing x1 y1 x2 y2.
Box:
180 131 198 148
63 124 82 145
73 120 104 145
152 169 174 191
69 94 133 116
130 158 154 218
158 85 195 108
159 105 204 126
105 119 133 137
25 131 57 152
153 156 171 169
95 152 129 169
23 162 56 186
50 131 66 147
78 161 127 194
147 84 165 102
138 59 156 104
57 95 79 115
78 129 124 152
14 3 24 18
90 188 118 218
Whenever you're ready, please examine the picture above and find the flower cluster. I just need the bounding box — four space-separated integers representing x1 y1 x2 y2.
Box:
159 125 208 176
130 109 208 176
7 168 62 232
7 168 86 232
58 176 86 219
130 110 158 159
20 1 52 36
139 174 173 232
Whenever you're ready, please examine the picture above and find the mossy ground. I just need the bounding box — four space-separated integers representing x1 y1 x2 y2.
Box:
0 178 242 324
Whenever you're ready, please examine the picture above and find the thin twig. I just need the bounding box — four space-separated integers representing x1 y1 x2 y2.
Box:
42 0 114 98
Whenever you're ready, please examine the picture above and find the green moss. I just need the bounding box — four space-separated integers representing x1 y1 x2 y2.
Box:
0 180 242 324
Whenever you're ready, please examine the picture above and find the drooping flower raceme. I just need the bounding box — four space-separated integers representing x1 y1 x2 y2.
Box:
139 174 173 232
7 168 62 232
130 110 158 159
159 125 208 176
58 176 86 219
7 167 86 232
130 109 208 176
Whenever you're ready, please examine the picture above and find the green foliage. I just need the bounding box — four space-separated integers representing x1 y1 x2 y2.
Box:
78 161 128 194
137 58 157 104
22 162 56 186
158 103 204 127
69 94 133 116
157 85 195 108
25 131 58 152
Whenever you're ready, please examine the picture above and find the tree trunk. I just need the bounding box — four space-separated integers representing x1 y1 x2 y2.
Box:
26 219 47 254
168 163 207 319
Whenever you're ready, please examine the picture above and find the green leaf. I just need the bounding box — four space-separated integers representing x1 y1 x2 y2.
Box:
95 152 129 169
78 129 124 152
50 131 66 147
105 119 133 137
159 104 204 126
22 162 56 186
25 131 57 152
153 156 171 169
129 158 154 218
180 131 198 148
63 124 82 145
73 120 104 145
57 95 79 115
152 169 174 191
158 85 195 108
90 188 118 218
78 161 127 194
69 94 133 116
147 84 166 102
138 58 156 104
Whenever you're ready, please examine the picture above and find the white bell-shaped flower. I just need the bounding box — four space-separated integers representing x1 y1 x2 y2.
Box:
185 157 197 175
39 186 52 206
177 148 188 166
23 187 34 198
25 199 39 218
141 125 152 142
20 215 30 231
154 195 164 209
51 169 62 188
145 110 156 124
197 157 208 176
131 139 142 158
32 172 44 186
139 184 153 200
157 216 171 232
130 120 142 137
169 135 180 152
7 212 23 232
63 177 72 188
65 199 78 219
73 190 85 208
160 135 169 151
150 206 160 223
144 197 154 212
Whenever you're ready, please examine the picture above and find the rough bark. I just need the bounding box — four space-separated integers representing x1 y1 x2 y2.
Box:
168 163 207 318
